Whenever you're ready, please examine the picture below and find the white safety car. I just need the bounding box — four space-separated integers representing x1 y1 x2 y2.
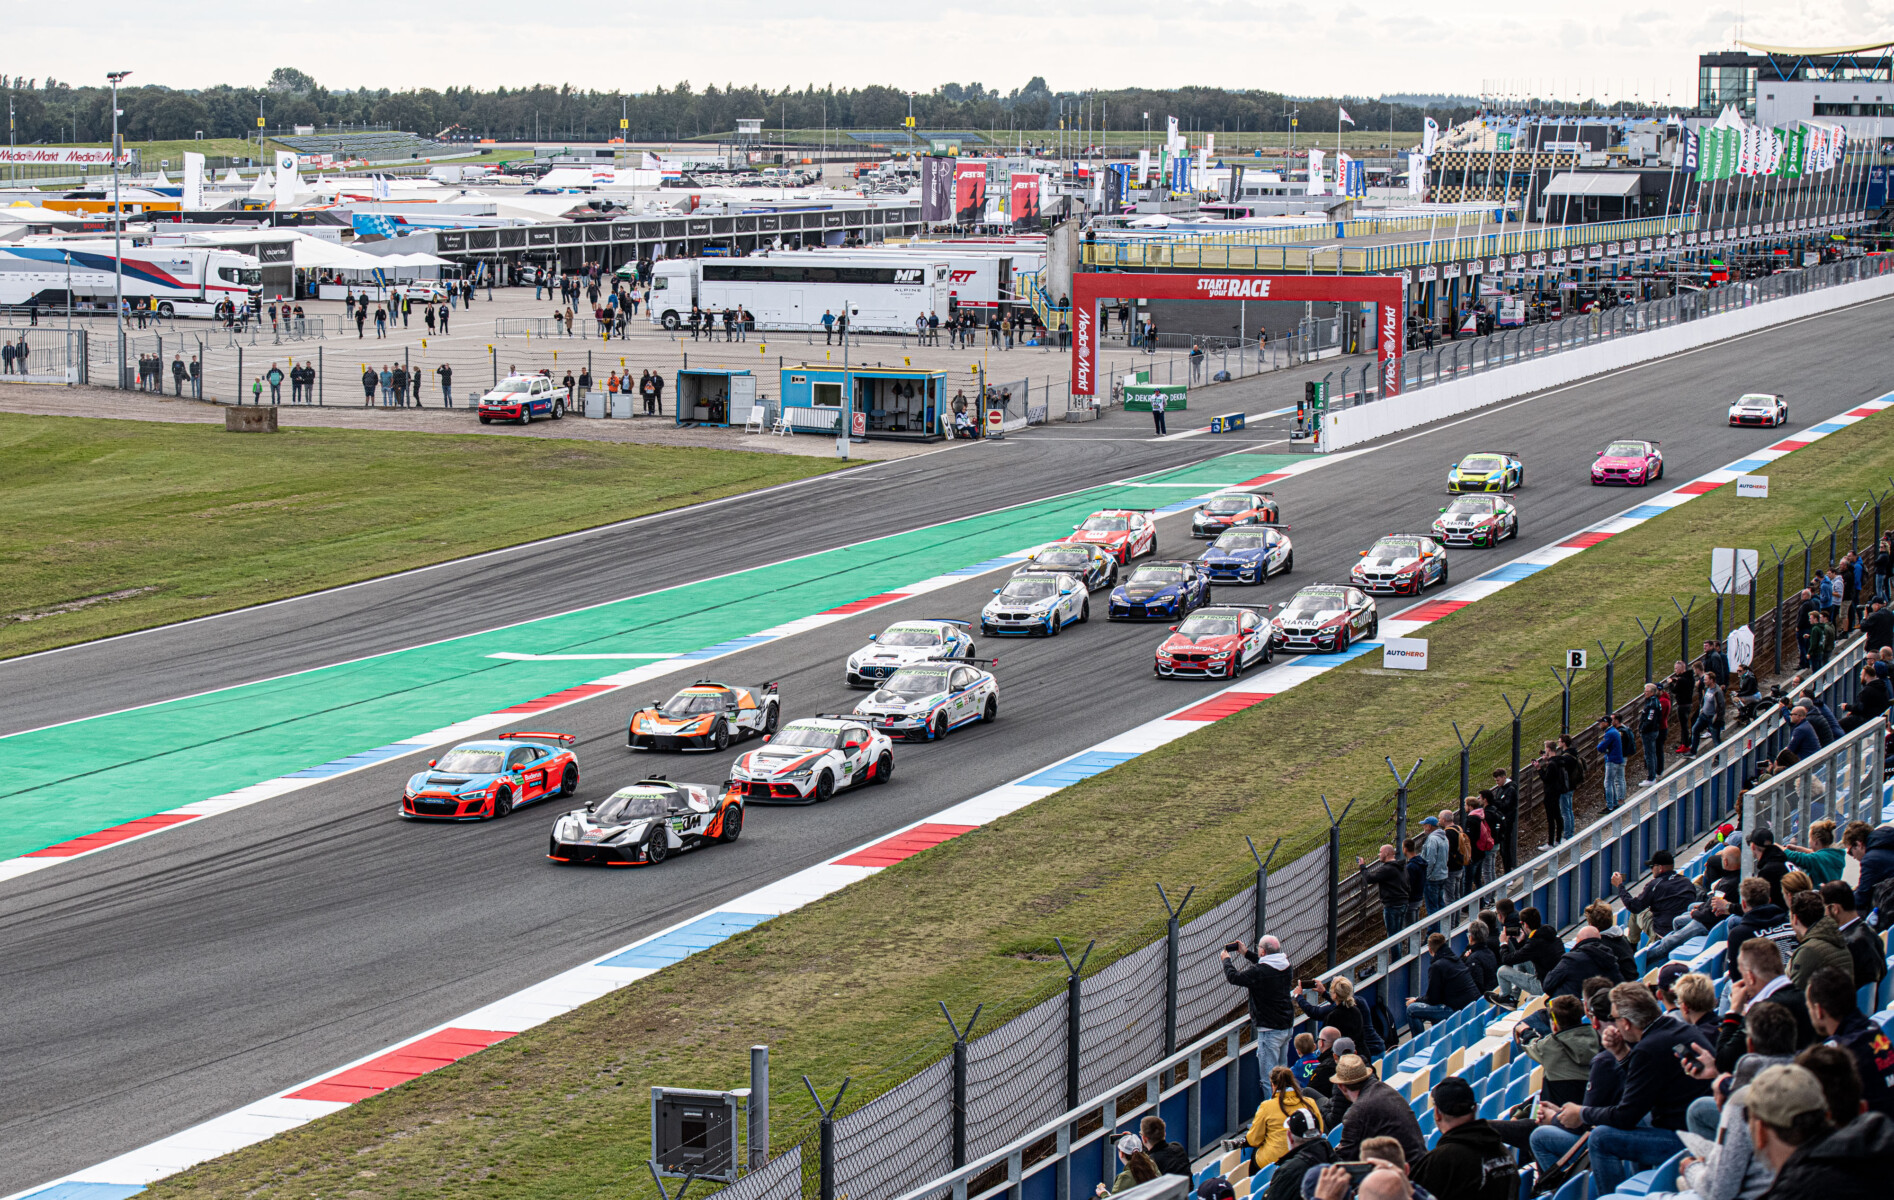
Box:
845 619 977 687
478 374 569 424
1727 392 1788 427
853 659 999 742
981 571 1089 636
726 716 895 803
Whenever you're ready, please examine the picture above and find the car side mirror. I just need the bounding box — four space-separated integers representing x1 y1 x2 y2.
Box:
992 588 1002 594
1438 507 1447 513
1359 549 1369 556
1596 450 1605 457
761 734 771 743
1169 625 1179 632
427 759 437 768
867 633 878 641
1062 587 1073 595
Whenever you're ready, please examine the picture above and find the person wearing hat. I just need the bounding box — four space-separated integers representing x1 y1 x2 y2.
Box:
1409 1077 1518 1200
1612 848 1697 950
1095 1132 1159 1195
1261 1105 1333 1200
1418 816 1450 916
1744 1061 1894 1197
1330 1053 1426 1164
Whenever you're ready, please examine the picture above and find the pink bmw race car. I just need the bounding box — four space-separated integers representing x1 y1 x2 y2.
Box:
1591 439 1664 487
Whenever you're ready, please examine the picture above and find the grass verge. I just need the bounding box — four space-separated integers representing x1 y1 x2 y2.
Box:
0 414 844 659
150 408 1894 1200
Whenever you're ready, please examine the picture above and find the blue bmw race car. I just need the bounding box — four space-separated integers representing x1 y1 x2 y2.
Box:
1197 526 1293 585
1108 560 1212 621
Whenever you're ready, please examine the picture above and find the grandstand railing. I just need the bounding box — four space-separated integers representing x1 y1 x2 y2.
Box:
884 639 1871 1200
1743 713 1886 864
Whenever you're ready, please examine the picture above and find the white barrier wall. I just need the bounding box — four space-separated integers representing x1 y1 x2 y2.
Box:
1323 272 1894 449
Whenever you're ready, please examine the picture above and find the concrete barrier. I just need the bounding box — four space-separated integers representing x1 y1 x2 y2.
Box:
224 407 279 433
1323 269 1894 450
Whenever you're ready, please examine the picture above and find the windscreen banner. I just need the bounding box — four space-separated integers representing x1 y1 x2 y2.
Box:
954 161 987 223
921 156 955 223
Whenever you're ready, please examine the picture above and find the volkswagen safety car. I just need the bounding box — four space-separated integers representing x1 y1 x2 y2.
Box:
1432 495 1519 547
1728 393 1787 427
1446 451 1524 493
853 660 999 741
981 571 1089 636
546 778 741 865
1155 604 1274 679
627 681 780 751
477 374 568 424
1191 490 1281 539
1591 439 1664 486
401 731 578 820
1015 542 1118 591
845 619 976 687
1065 509 1157 564
1108 560 1212 621
727 716 895 802
1270 585 1379 654
1197 525 1292 584
1350 535 1450 596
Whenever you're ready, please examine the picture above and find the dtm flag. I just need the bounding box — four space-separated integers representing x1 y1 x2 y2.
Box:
1339 105 1354 125
1422 117 1439 156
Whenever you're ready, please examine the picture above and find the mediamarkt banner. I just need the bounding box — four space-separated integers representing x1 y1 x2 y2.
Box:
0 147 129 165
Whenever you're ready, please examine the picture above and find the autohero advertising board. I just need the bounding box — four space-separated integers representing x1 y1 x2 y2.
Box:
954 161 988 223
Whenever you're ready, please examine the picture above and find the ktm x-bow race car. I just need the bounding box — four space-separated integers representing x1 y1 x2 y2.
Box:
401 731 578 820
627 681 780 751
547 778 742 865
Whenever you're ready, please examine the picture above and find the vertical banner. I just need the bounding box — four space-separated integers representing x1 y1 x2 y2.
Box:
1171 154 1190 192
1136 148 1150 185
1010 172 1041 230
1205 133 1215 161
1422 117 1439 156
273 151 299 205
1408 153 1426 197
183 151 205 210
1681 128 1698 175
953 160 987 223
920 156 954 222
1104 163 1127 211
1307 148 1326 196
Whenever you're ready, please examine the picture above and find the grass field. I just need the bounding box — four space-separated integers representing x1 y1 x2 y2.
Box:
0 415 845 660
144 407 1894 1200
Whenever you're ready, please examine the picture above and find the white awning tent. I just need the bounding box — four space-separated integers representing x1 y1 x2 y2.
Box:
1541 173 1641 198
372 250 453 268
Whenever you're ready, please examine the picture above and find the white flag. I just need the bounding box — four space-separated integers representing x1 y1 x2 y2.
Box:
1422 117 1439 156
183 151 204 210
273 151 299 205
1408 153 1427 197
1307 148 1326 196
1339 106 1354 125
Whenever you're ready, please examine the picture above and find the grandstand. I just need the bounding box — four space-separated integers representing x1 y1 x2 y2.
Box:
272 130 447 161
819 635 1890 1200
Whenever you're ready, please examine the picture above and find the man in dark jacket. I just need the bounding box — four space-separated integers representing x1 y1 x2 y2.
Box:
1843 665 1893 731
1407 932 1481 1028
1805 966 1894 1117
1554 983 1713 1193
1849 823 1894 918
1139 1115 1191 1176
1542 926 1622 998
1224 936 1295 1093
1264 1107 1333 1200
1715 936 1819 1071
1668 660 1697 752
1744 1061 1894 1199
1535 741 1570 846
1750 827 1793 908
1492 906 1563 1006
1357 844 1412 936
1821 882 1888 989
1410 1078 1518 1200
1613 849 1698 949
1484 769 1519 871
1330 1055 1427 1164
1637 683 1669 784
1401 839 1427 910
1728 875 1796 979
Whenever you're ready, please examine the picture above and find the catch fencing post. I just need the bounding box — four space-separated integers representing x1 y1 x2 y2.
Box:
1671 596 1698 672
1157 883 1195 1055
1596 641 1627 714
645 1161 698 1200
939 1002 983 1169
1247 836 1281 942
237 345 243 399
1452 725 1483 803
1770 545 1788 672
1848 500 1866 556
318 345 323 405
1822 516 1839 568
801 1075 850 1200
1551 664 1580 736
1635 616 1664 684
1320 795 1357 969
1385 757 1422 848
1502 692 1529 872
1054 937 1093 1111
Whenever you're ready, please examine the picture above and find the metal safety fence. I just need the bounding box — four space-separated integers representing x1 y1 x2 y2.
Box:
1743 716 1887 859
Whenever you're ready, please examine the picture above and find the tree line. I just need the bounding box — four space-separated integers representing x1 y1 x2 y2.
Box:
0 70 1477 146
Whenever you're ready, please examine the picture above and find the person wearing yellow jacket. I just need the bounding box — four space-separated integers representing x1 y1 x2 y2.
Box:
1246 1065 1327 1169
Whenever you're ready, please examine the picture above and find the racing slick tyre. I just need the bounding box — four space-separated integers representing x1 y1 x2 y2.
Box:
1335 629 1350 654
1780 408 1788 426
1369 617 1380 639
552 398 565 419
873 751 893 784
1282 550 1294 575
1439 561 1450 587
983 696 998 723
963 642 977 658
479 416 492 424
1048 611 1062 636
559 765 578 798
1228 655 1243 680
763 703 779 734
1078 599 1091 624
931 712 949 741
814 770 835 801
981 624 996 637
645 828 669 864
712 719 730 752
717 804 744 842
492 788 514 819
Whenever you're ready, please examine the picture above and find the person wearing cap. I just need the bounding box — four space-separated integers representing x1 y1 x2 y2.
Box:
1330 1054 1426 1164
1196 1177 1237 1200
1096 1132 1159 1195
1613 848 1697 949
1803 965 1894 1118
1224 937 1297 1098
1409 1077 1518 1200
1554 982 1714 1192
1743 1062 1894 1197
1491 906 1563 1008
1262 1105 1333 1200
1418 816 1449 915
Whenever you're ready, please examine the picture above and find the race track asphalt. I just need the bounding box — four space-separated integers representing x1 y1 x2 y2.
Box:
3 294 1890 1193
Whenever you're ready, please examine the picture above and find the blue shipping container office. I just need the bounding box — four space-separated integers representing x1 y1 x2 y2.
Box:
777 365 946 440
673 368 757 427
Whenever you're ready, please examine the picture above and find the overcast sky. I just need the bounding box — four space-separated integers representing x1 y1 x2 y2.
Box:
17 0 1894 102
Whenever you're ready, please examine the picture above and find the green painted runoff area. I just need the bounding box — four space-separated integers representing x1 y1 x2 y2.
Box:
0 455 1287 858
1123 452 1301 487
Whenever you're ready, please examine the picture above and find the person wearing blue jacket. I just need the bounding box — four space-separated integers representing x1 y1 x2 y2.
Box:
1596 715 1627 809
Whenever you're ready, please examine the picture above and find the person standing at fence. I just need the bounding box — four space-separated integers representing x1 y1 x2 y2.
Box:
378 364 394 407
263 363 282 405
1190 342 1205 382
171 354 187 397
1636 683 1668 787
1148 386 1169 436
1532 741 1570 847
1596 714 1627 809
1667 660 1698 755
250 376 263 404
437 362 453 408
391 363 408 409
1417 815 1449 913
189 356 201 399
1685 667 1726 755
1357 845 1412 936
1223 936 1295 1097
1806 612 1835 670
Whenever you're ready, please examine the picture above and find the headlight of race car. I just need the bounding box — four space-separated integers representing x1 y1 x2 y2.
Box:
781 763 815 779
608 822 645 845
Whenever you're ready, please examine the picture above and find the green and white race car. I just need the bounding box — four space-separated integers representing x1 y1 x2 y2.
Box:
1432 494 1520 547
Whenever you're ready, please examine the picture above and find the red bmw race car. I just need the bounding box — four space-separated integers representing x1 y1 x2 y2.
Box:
1065 509 1157 564
401 731 578 820
1155 604 1275 679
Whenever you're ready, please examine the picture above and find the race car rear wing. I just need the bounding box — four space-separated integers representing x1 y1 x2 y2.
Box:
921 655 1001 667
498 730 576 745
916 618 972 627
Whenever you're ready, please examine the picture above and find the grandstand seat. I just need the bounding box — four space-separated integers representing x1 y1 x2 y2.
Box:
1551 1169 1594 1200
1254 1164 1274 1192
1502 1076 1530 1111
1669 916 1730 964
1231 1177 1252 1199
1878 965 1894 1013
1418 1109 1436 1139
1478 1089 1504 1120
1328 1125 1344 1147
1218 1149 1242 1178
